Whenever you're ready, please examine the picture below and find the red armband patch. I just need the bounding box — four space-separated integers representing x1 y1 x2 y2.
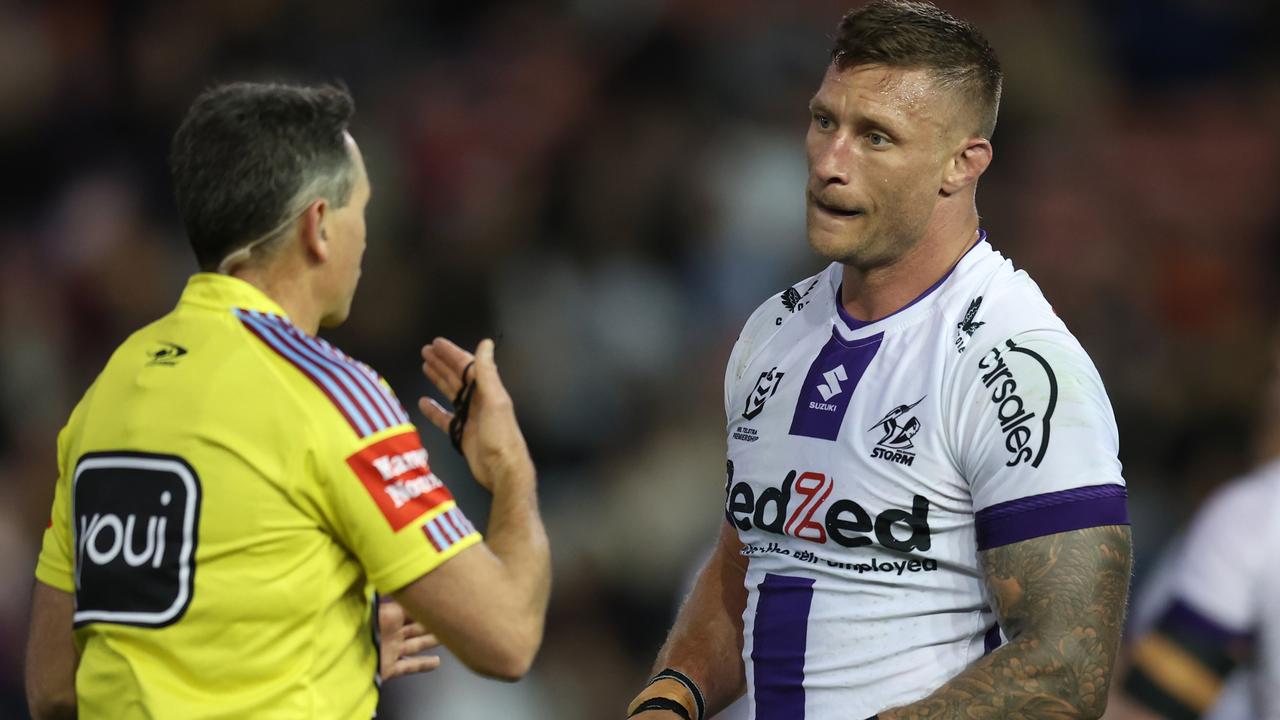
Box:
347 431 454 531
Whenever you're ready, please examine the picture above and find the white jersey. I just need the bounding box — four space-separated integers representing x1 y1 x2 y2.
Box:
1124 532 1255 720
1154 460 1280 719
723 235 1128 719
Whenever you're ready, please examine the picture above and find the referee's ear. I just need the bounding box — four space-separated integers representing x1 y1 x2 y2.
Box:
940 137 992 197
299 198 329 263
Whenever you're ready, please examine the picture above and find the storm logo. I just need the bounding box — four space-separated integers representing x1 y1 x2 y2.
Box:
868 397 925 466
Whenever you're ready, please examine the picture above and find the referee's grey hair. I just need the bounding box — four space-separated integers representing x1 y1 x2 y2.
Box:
170 82 356 272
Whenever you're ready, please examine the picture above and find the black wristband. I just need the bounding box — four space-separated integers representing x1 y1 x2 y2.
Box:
629 697 691 719
448 361 476 453
649 668 705 720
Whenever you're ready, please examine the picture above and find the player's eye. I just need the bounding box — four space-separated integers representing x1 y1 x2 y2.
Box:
813 114 834 131
867 131 890 147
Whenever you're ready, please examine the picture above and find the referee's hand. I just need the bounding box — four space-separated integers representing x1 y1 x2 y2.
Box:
379 599 441 680
419 338 534 491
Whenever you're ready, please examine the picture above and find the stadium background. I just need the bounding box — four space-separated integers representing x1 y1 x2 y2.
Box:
1 0 1278 717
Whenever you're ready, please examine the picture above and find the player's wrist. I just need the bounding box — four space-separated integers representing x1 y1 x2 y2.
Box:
627 698 690 719
626 669 704 720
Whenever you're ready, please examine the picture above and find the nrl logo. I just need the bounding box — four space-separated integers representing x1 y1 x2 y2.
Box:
743 367 785 420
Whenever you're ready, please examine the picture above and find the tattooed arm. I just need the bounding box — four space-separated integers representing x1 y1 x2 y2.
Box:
881 525 1132 719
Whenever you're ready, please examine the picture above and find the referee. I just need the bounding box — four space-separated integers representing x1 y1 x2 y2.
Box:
24 82 550 719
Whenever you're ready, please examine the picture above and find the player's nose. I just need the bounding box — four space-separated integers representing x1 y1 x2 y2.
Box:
810 135 853 187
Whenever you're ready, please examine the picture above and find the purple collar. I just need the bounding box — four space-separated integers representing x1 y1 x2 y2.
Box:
836 229 987 329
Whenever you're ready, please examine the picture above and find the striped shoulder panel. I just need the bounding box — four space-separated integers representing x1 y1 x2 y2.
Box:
234 309 411 439
421 507 477 553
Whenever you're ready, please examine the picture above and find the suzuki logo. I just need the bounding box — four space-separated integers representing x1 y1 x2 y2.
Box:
817 365 848 401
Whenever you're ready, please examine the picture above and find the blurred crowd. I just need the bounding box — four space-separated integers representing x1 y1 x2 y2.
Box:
2 0 1279 717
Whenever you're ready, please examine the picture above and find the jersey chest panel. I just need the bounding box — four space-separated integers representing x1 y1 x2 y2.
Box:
726 311 980 583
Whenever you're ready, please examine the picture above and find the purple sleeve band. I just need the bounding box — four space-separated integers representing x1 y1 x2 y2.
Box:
975 484 1128 551
1161 598 1252 646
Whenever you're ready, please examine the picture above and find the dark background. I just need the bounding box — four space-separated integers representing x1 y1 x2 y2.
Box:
1 1 1278 717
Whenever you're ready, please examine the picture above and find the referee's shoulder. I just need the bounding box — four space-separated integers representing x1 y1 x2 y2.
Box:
231 309 411 441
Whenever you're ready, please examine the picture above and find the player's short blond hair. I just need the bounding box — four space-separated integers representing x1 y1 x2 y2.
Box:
831 0 1003 139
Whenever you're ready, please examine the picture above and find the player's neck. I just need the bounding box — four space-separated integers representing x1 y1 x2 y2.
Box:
231 264 325 335
840 213 979 323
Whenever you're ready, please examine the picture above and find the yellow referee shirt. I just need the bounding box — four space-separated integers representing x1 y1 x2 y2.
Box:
35 273 481 719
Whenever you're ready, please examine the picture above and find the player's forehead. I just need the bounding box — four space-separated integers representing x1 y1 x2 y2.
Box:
810 63 949 132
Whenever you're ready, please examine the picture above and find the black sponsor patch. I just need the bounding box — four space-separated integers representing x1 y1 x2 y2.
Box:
72 452 201 628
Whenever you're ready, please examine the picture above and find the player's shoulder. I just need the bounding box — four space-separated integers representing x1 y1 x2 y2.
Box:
1168 459 1280 627
233 309 412 443
1193 459 1280 536
726 265 834 386
944 243 1095 379
743 266 831 336
945 243 1071 350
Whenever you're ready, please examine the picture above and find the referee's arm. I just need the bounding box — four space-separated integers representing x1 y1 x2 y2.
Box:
399 338 551 681
26 580 77 720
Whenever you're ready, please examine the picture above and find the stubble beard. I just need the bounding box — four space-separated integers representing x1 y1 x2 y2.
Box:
807 216 905 272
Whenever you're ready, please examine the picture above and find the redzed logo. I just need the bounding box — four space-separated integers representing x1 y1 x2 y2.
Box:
784 471 832 543
347 431 453 531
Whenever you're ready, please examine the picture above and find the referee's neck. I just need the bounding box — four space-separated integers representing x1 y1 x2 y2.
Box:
228 264 327 336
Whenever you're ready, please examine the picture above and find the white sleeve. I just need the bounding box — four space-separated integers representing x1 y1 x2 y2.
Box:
1167 473 1271 636
950 328 1127 550
1262 570 1280 719
725 329 749 422
723 289 792 422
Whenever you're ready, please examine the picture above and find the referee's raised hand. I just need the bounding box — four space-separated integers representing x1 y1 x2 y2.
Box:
419 337 534 492
412 336 549 681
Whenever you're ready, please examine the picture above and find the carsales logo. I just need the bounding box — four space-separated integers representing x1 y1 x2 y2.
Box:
348 431 453 531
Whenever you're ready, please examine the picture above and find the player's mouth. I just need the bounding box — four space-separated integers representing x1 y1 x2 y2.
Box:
810 193 863 219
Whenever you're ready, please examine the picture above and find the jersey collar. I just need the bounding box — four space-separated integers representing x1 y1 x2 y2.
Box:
831 229 988 338
178 273 291 318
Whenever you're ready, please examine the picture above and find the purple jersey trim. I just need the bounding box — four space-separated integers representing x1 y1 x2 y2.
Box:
983 622 1002 655
835 229 988 331
974 484 1128 551
1160 598 1253 646
788 330 883 441
752 573 814 719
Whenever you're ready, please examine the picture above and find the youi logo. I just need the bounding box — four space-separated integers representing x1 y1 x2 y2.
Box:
72 453 201 628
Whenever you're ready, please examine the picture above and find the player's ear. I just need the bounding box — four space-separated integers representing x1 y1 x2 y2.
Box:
940 137 992 196
299 199 329 262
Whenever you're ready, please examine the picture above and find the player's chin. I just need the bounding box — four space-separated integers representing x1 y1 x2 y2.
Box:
806 218 865 264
